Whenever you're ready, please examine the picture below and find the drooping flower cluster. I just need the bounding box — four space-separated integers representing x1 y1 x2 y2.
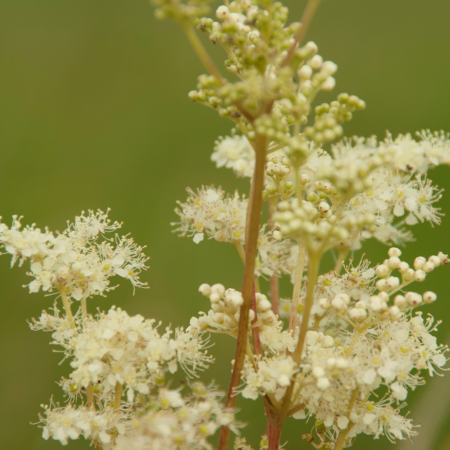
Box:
1 210 237 449
112 382 238 450
40 401 128 446
0 210 149 300
44 306 212 398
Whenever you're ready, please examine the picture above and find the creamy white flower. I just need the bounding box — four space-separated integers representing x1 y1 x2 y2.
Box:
0 210 149 300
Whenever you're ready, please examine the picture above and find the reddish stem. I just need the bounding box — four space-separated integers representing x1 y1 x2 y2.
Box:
267 419 283 450
218 134 267 450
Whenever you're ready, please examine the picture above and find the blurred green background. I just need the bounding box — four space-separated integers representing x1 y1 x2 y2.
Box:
0 0 449 449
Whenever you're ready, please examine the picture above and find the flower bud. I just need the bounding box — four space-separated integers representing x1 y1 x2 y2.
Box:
211 283 225 295
414 256 427 270
389 306 401 321
405 292 422 306
335 293 350 304
375 279 388 291
428 255 441 267
258 299 272 312
423 291 437 304
331 297 347 312
414 270 426 282
319 298 331 309
388 257 401 269
348 308 367 322
394 295 407 308
318 202 330 214
369 296 387 312
388 247 402 258
216 5 229 19
398 262 410 273
386 276 400 288
403 268 415 281
199 283 211 296
376 264 390 278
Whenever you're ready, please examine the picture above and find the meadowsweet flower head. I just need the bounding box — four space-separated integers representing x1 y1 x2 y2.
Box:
0 210 149 300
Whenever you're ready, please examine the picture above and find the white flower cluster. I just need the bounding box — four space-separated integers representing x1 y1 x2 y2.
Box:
112 383 237 450
268 131 449 250
211 133 255 178
40 402 127 446
0 210 149 300
237 248 448 446
293 311 446 443
241 355 296 400
37 306 213 399
174 186 296 278
40 382 238 449
174 186 247 244
192 283 294 351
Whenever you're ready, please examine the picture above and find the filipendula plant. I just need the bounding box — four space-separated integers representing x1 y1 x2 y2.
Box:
2 0 450 449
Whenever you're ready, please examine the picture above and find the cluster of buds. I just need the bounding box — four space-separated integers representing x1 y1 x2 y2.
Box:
199 1 295 71
273 197 375 252
263 153 293 200
152 0 212 25
375 249 448 288
198 284 246 335
254 293 277 327
304 94 365 144
319 248 448 325
316 153 386 200
196 284 278 333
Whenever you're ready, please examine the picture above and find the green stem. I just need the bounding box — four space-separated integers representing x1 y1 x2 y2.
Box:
86 383 95 409
268 197 280 316
218 133 268 450
292 254 320 366
282 0 322 67
334 248 349 274
58 285 75 329
183 26 225 85
277 253 321 423
335 390 358 450
345 329 363 357
81 297 88 322
288 244 307 334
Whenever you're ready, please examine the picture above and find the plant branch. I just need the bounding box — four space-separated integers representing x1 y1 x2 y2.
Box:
276 253 321 423
282 0 322 67
183 26 225 85
268 197 280 316
288 244 307 334
334 248 349 274
218 133 268 450
58 284 75 329
86 383 95 409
